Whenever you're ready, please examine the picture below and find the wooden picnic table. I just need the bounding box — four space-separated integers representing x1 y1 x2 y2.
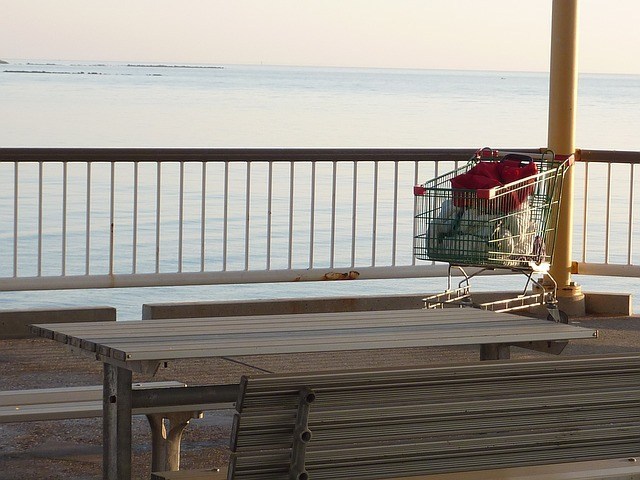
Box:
30 308 598 480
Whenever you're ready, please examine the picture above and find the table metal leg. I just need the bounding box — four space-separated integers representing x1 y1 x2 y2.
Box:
146 411 197 472
147 414 168 473
103 363 133 480
165 412 198 471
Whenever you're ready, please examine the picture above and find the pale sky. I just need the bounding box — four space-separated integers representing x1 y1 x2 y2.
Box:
1 0 639 74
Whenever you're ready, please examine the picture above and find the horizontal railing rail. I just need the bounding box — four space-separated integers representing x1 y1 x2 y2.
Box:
0 148 478 164
0 148 637 291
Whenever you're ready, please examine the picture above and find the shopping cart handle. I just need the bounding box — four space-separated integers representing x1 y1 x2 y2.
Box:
414 185 426 196
476 147 500 159
555 153 575 166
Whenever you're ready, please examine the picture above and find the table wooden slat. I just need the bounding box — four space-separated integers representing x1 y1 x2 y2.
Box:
31 309 598 364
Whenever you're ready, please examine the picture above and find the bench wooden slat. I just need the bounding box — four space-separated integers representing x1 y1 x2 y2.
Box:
0 401 106 421
151 468 227 480
152 458 640 480
0 385 107 405
0 381 233 423
399 457 640 479
0 401 234 422
0 381 185 406
228 355 640 480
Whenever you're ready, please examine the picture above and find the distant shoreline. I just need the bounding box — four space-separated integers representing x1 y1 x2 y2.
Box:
2 60 224 69
1 61 226 76
4 70 107 75
127 64 223 69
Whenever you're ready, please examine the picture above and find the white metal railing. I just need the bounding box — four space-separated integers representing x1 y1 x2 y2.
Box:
0 148 638 291
573 149 640 277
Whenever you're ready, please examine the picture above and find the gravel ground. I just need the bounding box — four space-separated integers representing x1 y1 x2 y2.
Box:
1 314 639 480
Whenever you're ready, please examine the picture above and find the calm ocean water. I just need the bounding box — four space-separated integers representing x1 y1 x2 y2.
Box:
1 61 638 318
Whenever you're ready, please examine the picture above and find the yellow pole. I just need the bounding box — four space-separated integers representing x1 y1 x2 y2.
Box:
547 0 582 307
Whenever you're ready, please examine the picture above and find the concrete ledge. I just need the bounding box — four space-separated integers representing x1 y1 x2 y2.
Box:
584 292 632 316
142 293 531 319
143 291 632 320
0 306 116 339
142 295 426 320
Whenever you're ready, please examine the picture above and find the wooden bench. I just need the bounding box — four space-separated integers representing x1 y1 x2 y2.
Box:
0 381 232 473
152 355 640 480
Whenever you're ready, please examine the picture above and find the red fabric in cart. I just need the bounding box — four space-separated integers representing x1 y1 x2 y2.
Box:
499 159 538 185
451 158 538 211
450 161 502 190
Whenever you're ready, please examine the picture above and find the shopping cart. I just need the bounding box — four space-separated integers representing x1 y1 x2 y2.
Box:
413 148 573 322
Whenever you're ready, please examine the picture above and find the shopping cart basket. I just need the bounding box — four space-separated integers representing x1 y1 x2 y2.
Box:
413 148 573 321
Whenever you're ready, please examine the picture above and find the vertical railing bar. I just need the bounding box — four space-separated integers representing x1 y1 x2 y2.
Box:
391 160 399 266
330 161 337 268
244 162 251 271
581 162 589 263
13 162 18 277
85 162 92 276
371 161 379 266
37 162 43 276
604 163 612 263
62 162 68 276
628 163 635 265
266 162 273 270
287 162 295 270
200 162 207 272
178 162 185 273
109 162 115 276
309 161 316 268
222 162 229 271
132 162 139 274
412 160 419 267
350 161 358 268
155 162 161 274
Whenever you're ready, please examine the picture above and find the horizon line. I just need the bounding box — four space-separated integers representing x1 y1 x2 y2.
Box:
2 57 639 77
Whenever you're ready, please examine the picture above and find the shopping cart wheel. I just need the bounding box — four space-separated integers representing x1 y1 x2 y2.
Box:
546 309 569 324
